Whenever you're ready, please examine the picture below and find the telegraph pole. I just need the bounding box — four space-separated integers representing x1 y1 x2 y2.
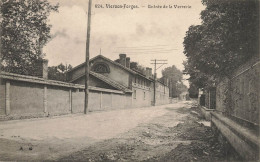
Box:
150 59 167 106
85 0 92 114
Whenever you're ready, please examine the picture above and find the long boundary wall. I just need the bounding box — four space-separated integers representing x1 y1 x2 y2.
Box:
0 72 133 120
210 56 260 160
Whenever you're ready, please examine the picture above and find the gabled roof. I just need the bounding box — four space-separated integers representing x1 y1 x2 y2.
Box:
67 55 137 75
67 54 154 82
69 71 132 93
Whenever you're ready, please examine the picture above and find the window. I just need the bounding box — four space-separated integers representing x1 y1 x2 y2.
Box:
92 62 110 73
133 90 136 99
143 91 146 100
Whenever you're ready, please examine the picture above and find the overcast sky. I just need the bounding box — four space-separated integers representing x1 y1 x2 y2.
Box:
43 0 205 85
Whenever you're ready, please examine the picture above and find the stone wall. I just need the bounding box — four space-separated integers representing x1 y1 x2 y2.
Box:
211 112 259 160
230 58 259 124
0 72 133 120
9 81 45 116
47 85 71 115
216 77 229 113
0 71 171 120
216 57 260 125
0 80 6 115
71 90 84 113
212 56 260 160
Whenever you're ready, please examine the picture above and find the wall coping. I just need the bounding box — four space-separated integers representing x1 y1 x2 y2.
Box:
0 72 124 94
201 106 215 112
211 112 260 147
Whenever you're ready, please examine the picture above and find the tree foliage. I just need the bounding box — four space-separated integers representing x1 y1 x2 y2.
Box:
188 83 199 98
183 0 259 88
0 0 58 75
183 60 214 89
130 62 147 75
161 65 187 97
48 63 72 81
161 65 183 83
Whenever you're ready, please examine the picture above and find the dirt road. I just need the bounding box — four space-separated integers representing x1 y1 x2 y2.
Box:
0 101 241 161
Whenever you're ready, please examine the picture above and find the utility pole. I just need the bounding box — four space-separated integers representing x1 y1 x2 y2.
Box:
84 0 92 114
150 59 167 106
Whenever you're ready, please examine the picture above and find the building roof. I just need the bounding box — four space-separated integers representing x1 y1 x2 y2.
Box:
68 55 137 74
132 69 153 81
69 71 132 93
67 55 154 82
157 79 168 86
0 72 124 94
91 71 132 93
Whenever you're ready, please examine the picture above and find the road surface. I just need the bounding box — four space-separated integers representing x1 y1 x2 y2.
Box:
0 101 241 161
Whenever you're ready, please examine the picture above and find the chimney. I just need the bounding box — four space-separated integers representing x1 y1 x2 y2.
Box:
145 67 149 77
148 68 152 78
34 59 48 79
126 57 130 68
119 54 126 67
42 59 48 79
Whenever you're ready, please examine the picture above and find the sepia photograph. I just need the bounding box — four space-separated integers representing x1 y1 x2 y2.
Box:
0 0 259 161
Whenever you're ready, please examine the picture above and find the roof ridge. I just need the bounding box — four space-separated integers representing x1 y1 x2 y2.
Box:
94 55 137 74
67 55 137 74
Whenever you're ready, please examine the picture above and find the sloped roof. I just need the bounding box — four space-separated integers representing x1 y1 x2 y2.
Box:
67 55 137 74
132 69 153 81
70 71 132 93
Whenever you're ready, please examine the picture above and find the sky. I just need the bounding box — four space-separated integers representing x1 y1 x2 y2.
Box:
43 0 205 86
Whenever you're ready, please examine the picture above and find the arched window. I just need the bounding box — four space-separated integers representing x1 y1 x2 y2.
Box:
92 62 110 73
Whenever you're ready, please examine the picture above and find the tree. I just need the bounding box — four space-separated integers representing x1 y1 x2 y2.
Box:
188 83 199 98
130 62 146 75
48 63 72 81
0 0 58 75
161 65 187 97
161 65 183 83
183 0 259 87
183 60 214 89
